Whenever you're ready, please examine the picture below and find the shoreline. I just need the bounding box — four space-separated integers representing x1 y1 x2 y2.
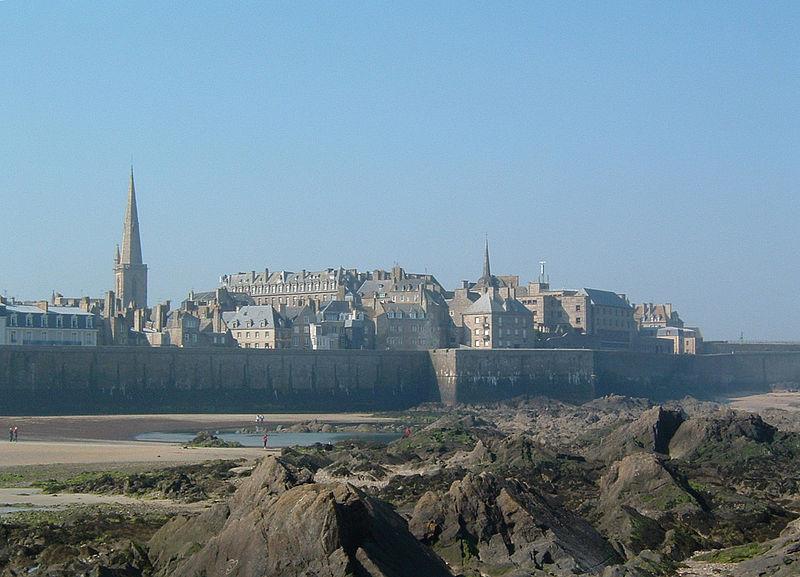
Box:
0 412 391 470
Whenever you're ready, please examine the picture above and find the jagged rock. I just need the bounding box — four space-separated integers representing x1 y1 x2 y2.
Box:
728 517 800 576
599 406 685 463
668 411 776 459
597 453 703 557
149 456 452 577
409 471 621 576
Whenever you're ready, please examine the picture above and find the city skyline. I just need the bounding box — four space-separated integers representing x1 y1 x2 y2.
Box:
2 3 799 341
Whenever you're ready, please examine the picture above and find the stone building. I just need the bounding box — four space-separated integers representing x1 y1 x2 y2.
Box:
634 303 684 329
448 241 534 349
517 279 636 349
223 305 291 349
0 299 99 346
461 290 534 349
357 266 445 303
652 326 702 354
220 268 366 308
371 292 450 350
113 168 148 311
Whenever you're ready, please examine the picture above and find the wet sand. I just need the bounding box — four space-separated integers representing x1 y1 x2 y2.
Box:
726 391 800 413
0 412 392 442
0 412 389 470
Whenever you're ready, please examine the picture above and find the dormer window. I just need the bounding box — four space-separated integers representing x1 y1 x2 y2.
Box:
56 316 63 328
86 316 93 328
41 315 48 328
9 314 17 327
71 316 78 328
26 314 33 327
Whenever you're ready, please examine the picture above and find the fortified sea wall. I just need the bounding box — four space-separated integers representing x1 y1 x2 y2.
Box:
2 346 800 414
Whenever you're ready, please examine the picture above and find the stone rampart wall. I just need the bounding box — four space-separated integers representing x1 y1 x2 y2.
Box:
3 346 800 414
0 346 436 414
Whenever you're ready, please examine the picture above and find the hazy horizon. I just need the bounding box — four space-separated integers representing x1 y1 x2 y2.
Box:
2 2 798 341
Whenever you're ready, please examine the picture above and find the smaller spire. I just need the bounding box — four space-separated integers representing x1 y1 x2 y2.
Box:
114 244 120 264
483 235 491 280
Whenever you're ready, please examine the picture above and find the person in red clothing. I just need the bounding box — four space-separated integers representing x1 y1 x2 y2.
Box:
262 432 269 448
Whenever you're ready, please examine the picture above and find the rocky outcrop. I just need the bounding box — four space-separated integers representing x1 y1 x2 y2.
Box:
149 456 453 577
597 453 704 557
409 471 621 576
668 411 776 459
731 517 800 576
599 406 685 463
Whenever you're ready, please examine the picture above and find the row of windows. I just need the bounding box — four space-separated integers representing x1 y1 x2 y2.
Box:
7 330 94 346
8 314 90 329
387 311 426 319
236 330 274 339
246 282 337 295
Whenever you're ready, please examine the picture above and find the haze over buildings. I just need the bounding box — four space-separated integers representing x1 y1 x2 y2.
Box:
1 3 798 340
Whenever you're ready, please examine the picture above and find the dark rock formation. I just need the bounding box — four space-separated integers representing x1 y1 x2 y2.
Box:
599 406 685 463
409 471 621 576
149 456 453 577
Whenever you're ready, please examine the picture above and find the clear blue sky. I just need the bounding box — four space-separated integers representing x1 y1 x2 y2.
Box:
1 2 798 340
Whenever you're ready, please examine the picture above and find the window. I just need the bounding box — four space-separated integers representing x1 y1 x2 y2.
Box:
71 316 78 328
475 316 481 323
86 317 93 328
9 314 17 327
26 314 33 327
575 304 581 311
10 331 17 343
41 315 48 328
576 317 582 324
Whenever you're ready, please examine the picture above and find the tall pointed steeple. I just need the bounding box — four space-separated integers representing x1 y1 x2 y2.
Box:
114 167 148 310
482 236 491 280
475 236 501 291
120 166 143 265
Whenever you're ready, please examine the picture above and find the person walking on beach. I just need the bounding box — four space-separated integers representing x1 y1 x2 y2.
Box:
262 432 269 448
12 427 18 442
8 427 12 442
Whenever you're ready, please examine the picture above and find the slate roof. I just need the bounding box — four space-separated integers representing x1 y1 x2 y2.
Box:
1 304 93 316
584 288 631 308
223 306 288 329
464 291 529 315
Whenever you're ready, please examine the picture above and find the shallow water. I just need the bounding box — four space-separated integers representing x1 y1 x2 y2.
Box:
134 430 400 448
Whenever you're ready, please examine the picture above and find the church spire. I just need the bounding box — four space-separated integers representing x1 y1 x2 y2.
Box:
120 166 143 265
482 236 491 280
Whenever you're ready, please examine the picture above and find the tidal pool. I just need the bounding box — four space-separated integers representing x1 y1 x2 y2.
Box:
134 430 400 448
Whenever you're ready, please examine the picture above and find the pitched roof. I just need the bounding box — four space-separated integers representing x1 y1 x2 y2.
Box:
584 288 630 308
223 305 288 329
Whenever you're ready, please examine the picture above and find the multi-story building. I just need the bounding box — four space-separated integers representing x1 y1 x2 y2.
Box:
372 292 450 350
586 288 636 347
0 300 99 346
653 326 702 354
634 303 684 329
462 290 533 349
449 242 534 349
518 280 635 348
223 305 291 349
518 282 590 336
357 266 445 303
220 268 367 308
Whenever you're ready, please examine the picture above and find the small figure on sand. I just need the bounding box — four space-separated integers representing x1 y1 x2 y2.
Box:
8 427 13 442
403 426 412 438
12 427 18 442
262 432 269 448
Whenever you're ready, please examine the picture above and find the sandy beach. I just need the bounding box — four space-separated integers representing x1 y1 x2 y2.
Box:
725 391 800 413
0 412 389 470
